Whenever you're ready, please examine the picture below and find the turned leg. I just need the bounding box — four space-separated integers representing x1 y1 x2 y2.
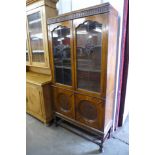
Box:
108 127 112 139
45 122 51 127
54 115 58 127
99 137 104 153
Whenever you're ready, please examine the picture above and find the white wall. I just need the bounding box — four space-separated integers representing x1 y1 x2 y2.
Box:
56 0 72 14
56 0 102 14
56 0 128 127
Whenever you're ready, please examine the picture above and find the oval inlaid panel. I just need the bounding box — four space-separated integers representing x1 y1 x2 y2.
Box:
58 93 71 112
78 100 97 121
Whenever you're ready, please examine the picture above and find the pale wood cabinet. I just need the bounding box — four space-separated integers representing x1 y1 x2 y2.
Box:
26 0 57 69
26 83 43 117
26 0 57 123
48 3 118 151
26 72 53 124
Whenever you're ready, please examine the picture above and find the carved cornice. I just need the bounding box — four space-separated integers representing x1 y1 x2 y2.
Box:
48 3 117 25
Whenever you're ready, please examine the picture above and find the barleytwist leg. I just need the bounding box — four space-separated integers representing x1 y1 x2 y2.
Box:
99 137 104 153
54 115 58 127
108 127 112 139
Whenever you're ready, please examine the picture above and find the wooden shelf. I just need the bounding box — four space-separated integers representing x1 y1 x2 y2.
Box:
77 68 100 72
30 33 43 39
28 18 41 24
26 72 52 85
32 50 44 53
55 66 71 69
54 58 71 61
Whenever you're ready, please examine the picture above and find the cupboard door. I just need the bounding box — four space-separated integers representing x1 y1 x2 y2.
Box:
27 9 46 65
75 94 104 130
53 87 75 119
26 83 43 116
73 15 108 95
49 21 74 88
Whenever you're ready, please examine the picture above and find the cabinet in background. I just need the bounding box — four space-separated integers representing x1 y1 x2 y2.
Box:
26 0 57 68
26 0 57 124
26 72 53 124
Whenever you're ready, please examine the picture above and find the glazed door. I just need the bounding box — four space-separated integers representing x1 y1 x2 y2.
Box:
27 7 48 67
49 21 74 89
26 38 30 65
73 14 108 97
26 20 30 66
75 93 104 130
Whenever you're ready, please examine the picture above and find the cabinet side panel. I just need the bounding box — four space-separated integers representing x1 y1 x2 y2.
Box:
44 5 58 19
42 84 53 122
43 5 58 74
42 5 57 69
104 13 118 132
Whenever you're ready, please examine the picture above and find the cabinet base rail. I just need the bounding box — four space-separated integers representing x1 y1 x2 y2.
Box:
54 113 112 153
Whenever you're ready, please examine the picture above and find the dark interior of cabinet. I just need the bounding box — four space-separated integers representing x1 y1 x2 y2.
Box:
52 26 72 85
76 21 102 92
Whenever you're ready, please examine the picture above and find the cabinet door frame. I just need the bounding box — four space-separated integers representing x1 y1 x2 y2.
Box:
53 86 75 119
75 93 105 130
73 14 108 97
26 7 48 68
48 21 75 90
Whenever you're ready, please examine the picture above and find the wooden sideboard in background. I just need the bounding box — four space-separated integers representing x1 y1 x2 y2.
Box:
26 72 53 124
26 0 58 123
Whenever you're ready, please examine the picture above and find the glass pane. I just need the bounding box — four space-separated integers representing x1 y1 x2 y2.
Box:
27 12 45 63
76 21 102 92
26 40 29 62
52 26 71 85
